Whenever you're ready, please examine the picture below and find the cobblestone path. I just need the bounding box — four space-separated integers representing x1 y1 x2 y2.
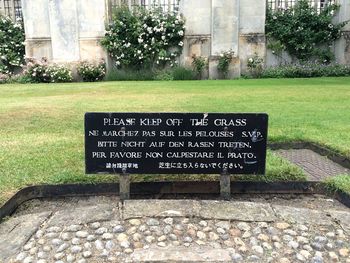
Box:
0 198 349 263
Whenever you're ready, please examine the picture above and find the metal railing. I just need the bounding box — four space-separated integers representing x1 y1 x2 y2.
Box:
0 0 22 21
110 0 180 13
267 0 336 11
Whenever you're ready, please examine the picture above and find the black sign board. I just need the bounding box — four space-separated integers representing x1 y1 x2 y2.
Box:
85 113 268 175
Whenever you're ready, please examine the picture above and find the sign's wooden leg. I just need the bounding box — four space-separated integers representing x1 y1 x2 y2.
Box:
120 173 130 201
220 173 231 200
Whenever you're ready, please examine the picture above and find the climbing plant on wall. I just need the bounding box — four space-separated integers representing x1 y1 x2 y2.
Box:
266 0 348 62
101 7 185 69
0 16 25 75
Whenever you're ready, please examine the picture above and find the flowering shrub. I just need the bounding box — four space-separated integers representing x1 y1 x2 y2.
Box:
0 73 9 83
266 0 348 62
191 54 207 79
26 58 72 83
101 7 185 69
0 16 25 75
77 61 106 82
48 65 73 83
217 50 234 79
247 53 264 77
261 63 350 78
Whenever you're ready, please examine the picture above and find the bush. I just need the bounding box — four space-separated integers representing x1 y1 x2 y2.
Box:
247 53 264 78
5 73 31 84
266 0 348 62
48 65 73 83
217 50 234 79
154 66 195 81
154 69 173 81
106 65 194 81
26 58 72 83
105 68 156 81
77 61 106 82
0 73 9 84
101 7 185 70
261 63 350 78
0 16 25 75
191 54 207 79
171 66 194 80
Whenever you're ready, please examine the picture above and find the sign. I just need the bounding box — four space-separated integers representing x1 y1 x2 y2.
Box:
85 113 268 175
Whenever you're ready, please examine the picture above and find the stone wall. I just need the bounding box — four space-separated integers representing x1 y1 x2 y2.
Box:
179 0 266 78
21 0 349 78
21 0 107 65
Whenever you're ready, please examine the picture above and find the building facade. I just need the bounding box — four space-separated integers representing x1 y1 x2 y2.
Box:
1 0 349 77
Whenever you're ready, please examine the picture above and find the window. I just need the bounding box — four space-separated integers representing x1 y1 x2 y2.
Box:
0 0 23 21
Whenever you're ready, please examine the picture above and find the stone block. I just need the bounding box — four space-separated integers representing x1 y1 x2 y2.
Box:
79 38 107 62
123 200 201 219
127 247 233 262
273 205 334 225
211 0 239 55
0 212 51 262
26 39 53 60
199 201 276 221
21 0 51 38
77 0 106 38
48 0 80 62
48 204 117 226
180 0 211 35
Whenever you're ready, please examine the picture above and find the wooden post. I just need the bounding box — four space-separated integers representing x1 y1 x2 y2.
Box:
120 173 130 201
220 172 230 200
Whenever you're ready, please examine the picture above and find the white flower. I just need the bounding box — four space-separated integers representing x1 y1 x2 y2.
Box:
138 38 143 43
178 30 184 36
116 61 121 66
161 36 166 40
248 58 253 63
178 41 183 47
137 50 142 54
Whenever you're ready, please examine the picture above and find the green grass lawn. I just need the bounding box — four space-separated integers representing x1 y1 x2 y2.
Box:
0 77 350 205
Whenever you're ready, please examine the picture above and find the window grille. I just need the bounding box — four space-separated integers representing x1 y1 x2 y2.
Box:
267 0 336 11
111 0 180 13
0 0 23 21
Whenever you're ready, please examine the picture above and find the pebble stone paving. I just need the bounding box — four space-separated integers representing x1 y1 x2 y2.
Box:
1 198 349 263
